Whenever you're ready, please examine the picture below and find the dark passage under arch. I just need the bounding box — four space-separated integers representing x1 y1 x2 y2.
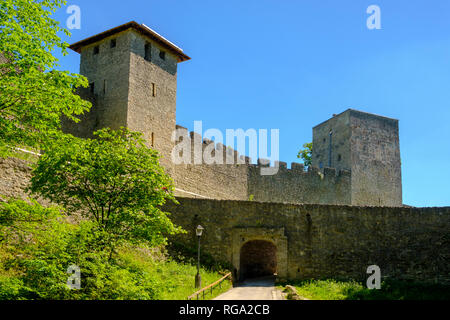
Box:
240 240 277 280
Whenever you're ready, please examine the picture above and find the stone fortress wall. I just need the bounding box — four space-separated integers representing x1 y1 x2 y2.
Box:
165 197 450 283
1 155 449 284
171 125 352 205
0 157 33 201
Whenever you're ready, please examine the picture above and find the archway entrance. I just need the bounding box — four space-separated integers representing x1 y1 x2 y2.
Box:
239 240 277 280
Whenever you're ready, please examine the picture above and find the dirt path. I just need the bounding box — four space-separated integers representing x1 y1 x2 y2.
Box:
214 276 284 300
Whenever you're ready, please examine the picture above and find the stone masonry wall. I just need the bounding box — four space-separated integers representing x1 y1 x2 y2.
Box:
127 29 178 171
172 126 352 204
247 164 351 205
62 30 133 139
166 197 450 283
0 157 33 200
172 126 249 200
1 145 351 207
312 109 402 206
0 156 52 208
349 110 402 206
1 157 448 283
312 110 351 173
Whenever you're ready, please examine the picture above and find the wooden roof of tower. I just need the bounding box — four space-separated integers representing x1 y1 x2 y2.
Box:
69 21 191 62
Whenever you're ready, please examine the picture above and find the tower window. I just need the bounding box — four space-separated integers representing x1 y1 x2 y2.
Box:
103 79 107 95
93 46 99 55
145 43 151 61
89 82 95 94
110 39 116 48
152 83 156 97
151 132 155 147
159 50 166 60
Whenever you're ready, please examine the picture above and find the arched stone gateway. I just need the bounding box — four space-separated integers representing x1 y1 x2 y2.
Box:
232 227 288 282
165 198 450 284
240 240 277 279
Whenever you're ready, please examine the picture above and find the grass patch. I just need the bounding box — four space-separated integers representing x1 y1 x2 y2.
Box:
117 246 232 300
279 279 450 300
2 147 40 163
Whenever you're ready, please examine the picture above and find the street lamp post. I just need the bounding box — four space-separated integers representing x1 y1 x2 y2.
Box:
195 225 204 288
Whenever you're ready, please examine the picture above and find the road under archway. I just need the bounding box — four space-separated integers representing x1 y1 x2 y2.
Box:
240 240 277 280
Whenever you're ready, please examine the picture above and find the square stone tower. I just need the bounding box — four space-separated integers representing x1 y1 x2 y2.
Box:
312 109 402 207
65 21 190 170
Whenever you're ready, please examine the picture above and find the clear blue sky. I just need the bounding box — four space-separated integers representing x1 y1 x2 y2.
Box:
52 0 450 207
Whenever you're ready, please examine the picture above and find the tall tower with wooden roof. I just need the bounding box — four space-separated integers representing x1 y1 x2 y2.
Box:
64 21 190 170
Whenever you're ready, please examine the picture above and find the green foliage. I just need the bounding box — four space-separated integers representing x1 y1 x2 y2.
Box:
292 279 364 300
344 279 450 300
297 142 313 167
279 279 450 300
0 199 231 300
0 0 91 156
0 199 75 299
0 276 33 300
7 147 40 162
116 247 232 300
167 241 233 273
29 128 183 257
0 196 59 228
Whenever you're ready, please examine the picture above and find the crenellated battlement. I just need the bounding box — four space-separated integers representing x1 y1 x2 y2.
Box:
247 161 351 205
174 125 249 165
175 125 350 174
172 124 352 205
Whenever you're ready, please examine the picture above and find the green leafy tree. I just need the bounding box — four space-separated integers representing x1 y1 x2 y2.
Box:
0 199 163 300
29 128 183 258
0 198 73 299
0 0 91 156
297 142 313 167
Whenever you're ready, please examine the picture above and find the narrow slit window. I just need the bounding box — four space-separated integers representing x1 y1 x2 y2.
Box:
151 132 155 147
145 43 151 61
93 46 99 55
152 83 156 97
103 79 107 95
89 82 95 94
110 39 116 48
159 50 166 60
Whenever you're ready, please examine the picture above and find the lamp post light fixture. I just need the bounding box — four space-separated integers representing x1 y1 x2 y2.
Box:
195 225 204 288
